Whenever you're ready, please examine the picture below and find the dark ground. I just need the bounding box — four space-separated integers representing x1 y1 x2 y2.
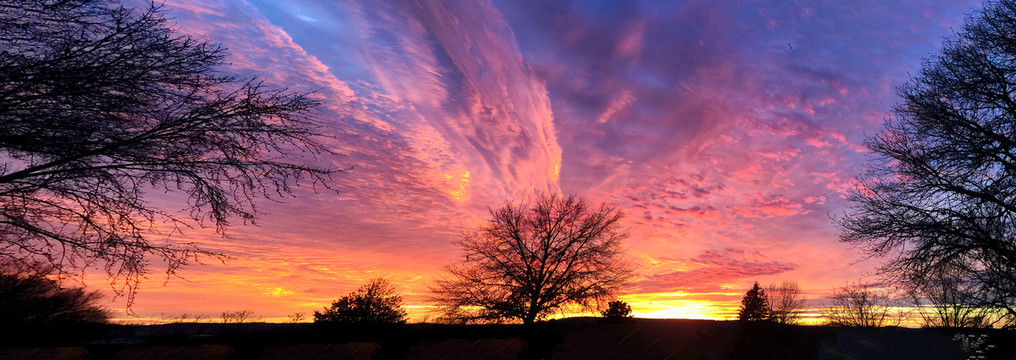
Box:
1 318 1013 359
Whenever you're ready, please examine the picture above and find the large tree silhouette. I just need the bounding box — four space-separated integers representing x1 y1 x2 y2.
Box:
837 0 1016 328
0 0 336 303
432 194 633 325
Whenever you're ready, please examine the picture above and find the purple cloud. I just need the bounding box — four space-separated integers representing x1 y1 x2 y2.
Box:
96 0 980 320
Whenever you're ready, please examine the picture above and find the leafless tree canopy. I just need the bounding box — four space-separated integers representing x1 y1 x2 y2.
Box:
0 0 336 304
767 280 806 325
432 194 633 325
836 0 1016 328
908 265 993 328
823 283 901 328
220 309 259 324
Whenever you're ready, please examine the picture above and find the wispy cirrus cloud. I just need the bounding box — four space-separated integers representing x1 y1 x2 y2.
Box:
103 0 980 321
111 0 566 319
493 0 977 303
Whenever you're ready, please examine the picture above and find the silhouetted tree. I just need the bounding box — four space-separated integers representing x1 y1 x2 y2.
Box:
315 278 408 325
220 309 259 323
167 313 210 323
432 194 633 325
738 281 771 321
836 0 1016 328
288 312 305 323
908 264 992 328
0 262 108 327
823 282 901 327
0 0 337 303
600 300 633 320
767 280 806 325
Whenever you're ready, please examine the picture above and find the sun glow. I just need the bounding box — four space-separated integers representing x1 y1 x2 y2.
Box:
630 301 735 320
54 0 980 330
620 292 739 321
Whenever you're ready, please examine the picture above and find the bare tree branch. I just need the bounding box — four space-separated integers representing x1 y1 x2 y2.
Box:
822 282 903 328
431 194 633 325
837 0 1016 329
0 0 340 306
767 280 806 325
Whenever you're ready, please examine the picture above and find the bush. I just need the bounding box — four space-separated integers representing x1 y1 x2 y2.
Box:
0 263 108 345
600 300 633 320
221 309 259 323
315 278 407 325
0 265 107 326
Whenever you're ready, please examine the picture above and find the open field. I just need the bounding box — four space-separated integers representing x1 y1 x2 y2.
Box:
2 318 1013 359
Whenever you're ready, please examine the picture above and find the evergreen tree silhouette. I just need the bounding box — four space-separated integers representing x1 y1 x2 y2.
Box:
738 281 771 321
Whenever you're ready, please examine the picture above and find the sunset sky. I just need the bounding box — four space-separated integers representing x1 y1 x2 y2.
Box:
100 0 982 323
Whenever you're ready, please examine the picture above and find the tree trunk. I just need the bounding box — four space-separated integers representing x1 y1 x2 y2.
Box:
523 303 539 324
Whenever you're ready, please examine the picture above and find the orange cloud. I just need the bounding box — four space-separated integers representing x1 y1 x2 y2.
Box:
81 0 979 324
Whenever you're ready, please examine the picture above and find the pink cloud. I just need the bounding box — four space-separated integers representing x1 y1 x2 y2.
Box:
87 0 981 322
614 21 646 59
636 248 798 293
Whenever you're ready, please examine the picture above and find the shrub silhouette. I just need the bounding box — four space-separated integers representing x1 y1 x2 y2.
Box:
0 264 107 326
600 300 633 320
315 278 407 325
0 262 108 345
221 309 259 323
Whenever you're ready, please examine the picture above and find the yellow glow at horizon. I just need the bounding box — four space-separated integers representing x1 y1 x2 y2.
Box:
108 305 932 329
629 299 736 321
635 305 726 320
